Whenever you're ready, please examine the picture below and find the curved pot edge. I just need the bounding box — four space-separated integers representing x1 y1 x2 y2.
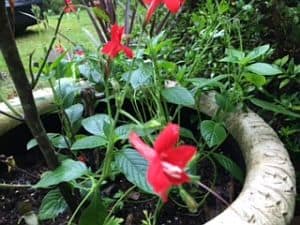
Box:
0 88 54 136
200 92 296 225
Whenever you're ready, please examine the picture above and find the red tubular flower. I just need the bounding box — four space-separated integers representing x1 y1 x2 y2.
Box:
64 0 77 13
101 24 134 59
129 123 196 202
143 0 185 22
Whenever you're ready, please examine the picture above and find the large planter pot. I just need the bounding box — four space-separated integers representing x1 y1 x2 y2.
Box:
0 90 296 225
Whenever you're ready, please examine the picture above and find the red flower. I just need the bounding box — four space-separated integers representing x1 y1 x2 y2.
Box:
143 0 185 22
74 49 85 57
129 123 196 202
64 0 77 13
55 44 65 54
101 24 134 59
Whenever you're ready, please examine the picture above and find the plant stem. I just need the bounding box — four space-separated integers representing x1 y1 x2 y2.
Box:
152 199 163 225
0 183 32 189
32 11 65 89
104 185 136 223
0 2 78 212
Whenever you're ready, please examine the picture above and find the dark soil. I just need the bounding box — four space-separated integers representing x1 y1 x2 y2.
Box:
0 114 243 225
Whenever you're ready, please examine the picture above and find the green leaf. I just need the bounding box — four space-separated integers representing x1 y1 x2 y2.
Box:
249 98 300 118
188 75 228 89
124 66 152 90
220 48 245 63
104 217 124 225
215 93 235 112
65 103 84 126
212 153 244 183
162 86 195 107
115 149 153 193
39 189 68 220
51 135 70 149
246 44 270 61
180 127 197 142
71 136 107 150
244 73 266 87
55 79 79 108
27 133 58 150
200 120 227 147
245 63 282 76
34 159 88 188
115 124 134 140
92 7 110 22
78 64 103 83
79 190 107 225
82 114 112 136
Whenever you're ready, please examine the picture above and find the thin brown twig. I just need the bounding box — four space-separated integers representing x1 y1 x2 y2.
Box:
0 110 24 121
31 11 65 89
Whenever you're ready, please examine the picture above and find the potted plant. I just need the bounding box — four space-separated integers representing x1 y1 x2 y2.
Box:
0 0 296 225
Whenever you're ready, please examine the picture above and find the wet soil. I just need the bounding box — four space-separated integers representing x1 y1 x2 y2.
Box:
0 152 241 225
0 117 243 225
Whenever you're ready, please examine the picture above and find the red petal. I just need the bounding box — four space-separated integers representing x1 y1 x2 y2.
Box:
111 24 124 43
143 0 152 4
147 157 172 202
154 123 179 154
122 45 134 58
165 170 190 185
102 41 122 58
129 132 156 161
163 145 196 168
163 0 183 13
145 0 162 22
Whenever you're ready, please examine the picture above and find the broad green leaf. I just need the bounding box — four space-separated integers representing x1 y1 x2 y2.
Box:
246 44 270 61
82 114 112 136
200 120 227 147
39 189 67 220
130 68 152 90
162 86 195 107
115 124 134 140
115 149 152 193
27 133 58 150
55 79 79 108
188 75 228 89
220 48 245 63
51 135 70 149
34 159 88 188
78 64 103 83
244 73 266 87
250 98 300 118
212 153 244 183
79 190 107 225
246 63 282 76
71 136 107 150
65 103 84 126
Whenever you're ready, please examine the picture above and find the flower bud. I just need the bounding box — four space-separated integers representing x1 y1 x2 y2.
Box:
179 188 199 213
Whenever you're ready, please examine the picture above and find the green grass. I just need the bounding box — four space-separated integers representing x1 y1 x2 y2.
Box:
0 10 96 99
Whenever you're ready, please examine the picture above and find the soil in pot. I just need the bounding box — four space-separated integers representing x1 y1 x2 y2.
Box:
0 112 244 225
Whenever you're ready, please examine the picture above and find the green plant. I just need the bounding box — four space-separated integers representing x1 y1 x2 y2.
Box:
2 0 298 224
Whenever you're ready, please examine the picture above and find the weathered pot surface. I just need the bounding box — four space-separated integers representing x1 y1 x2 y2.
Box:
0 90 296 225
